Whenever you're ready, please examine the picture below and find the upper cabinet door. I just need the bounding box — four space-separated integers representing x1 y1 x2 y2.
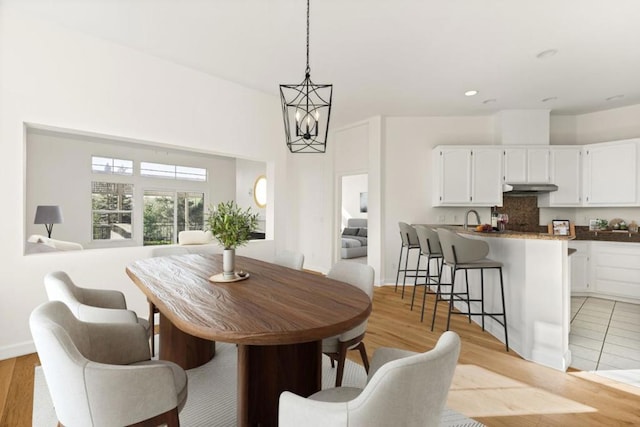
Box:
503 148 527 183
527 148 550 183
471 148 503 205
584 140 638 206
438 148 472 204
548 147 582 206
432 147 502 206
503 147 550 183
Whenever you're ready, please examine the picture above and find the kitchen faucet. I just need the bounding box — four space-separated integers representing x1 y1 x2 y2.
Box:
464 209 481 230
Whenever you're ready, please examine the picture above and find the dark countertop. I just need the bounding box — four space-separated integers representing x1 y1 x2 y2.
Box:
424 225 574 241
572 226 640 243
424 225 640 243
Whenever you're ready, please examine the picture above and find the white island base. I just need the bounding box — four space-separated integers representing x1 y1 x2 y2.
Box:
436 229 572 371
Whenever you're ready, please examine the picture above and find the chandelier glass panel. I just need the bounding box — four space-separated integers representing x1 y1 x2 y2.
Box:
280 0 332 153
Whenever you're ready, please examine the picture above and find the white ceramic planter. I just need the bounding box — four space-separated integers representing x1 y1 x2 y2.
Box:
223 248 236 279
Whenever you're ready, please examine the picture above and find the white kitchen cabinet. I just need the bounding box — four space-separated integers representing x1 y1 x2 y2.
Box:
569 241 590 293
471 148 504 205
503 147 550 184
583 140 638 206
503 148 527 183
527 148 550 183
539 147 582 207
433 147 502 206
438 148 471 205
590 242 640 301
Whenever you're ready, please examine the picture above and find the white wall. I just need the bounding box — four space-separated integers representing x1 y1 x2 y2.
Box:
382 116 497 282
285 154 333 273
0 6 288 359
341 174 368 228
235 159 267 231
549 115 577 145
575 104 640 145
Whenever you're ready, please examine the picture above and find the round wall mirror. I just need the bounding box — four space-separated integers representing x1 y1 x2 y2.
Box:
253 175 267 208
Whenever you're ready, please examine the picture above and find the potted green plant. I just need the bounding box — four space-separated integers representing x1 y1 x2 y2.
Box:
206 201 259 279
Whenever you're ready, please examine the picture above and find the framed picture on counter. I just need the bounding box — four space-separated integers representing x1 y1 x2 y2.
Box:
552 219 570 236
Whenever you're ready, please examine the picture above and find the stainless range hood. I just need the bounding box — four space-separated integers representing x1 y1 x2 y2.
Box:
503 183 558 196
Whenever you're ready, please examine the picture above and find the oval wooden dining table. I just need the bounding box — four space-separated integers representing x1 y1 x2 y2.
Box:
126 253 372 427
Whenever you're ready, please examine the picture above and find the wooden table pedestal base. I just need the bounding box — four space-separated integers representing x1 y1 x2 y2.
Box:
237 341 322 427
159 313 216 370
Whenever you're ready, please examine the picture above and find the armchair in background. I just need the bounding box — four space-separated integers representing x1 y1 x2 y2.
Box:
322 261 375 387
44 271 151 338
274 250 305 270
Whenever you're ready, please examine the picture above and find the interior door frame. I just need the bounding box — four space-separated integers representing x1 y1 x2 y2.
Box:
334 170 369 264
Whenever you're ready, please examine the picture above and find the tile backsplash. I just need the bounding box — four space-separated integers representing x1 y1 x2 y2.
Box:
500 196 540 232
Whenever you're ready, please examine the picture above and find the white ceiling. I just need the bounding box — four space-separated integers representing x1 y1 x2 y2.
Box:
11 0 640 127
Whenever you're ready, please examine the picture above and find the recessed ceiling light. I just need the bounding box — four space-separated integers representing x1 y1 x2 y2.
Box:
465 90 478 97
542 97 558 102
482 98 497 104
536 49 558 59
606 94 624 101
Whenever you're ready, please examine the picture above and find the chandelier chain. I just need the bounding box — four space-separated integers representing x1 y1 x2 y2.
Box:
306 0 310 76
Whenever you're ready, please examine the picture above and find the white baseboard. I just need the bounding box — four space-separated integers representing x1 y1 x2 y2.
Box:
0 340 36 361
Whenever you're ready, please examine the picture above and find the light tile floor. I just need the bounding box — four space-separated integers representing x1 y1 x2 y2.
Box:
570 296 640 371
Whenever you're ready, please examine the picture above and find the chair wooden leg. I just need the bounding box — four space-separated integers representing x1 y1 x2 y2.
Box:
355 341 370 373
335 343 349 387
148 300 156 357
128 407 180 427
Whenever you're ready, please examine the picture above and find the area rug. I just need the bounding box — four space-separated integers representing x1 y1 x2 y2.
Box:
33 342 483 426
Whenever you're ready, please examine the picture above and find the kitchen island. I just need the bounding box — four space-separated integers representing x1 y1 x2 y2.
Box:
428 226 575 371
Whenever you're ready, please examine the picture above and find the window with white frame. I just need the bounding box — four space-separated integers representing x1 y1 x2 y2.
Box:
140 162 207 182
143 191 205 245
91 156 133 175
88 152 209 247
91 182 133 240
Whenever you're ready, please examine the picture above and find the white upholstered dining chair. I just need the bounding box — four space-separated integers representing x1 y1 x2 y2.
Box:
30 301 188 427
274 250 305 270
44 271 151 337
323 261 375 387
280 331 461 427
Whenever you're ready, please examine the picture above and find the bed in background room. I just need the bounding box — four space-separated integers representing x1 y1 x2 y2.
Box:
341 218 367 259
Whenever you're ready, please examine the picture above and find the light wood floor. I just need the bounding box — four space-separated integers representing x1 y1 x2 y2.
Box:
2 286 639 426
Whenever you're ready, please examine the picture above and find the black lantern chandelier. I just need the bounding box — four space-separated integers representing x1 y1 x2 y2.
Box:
279 0 333 153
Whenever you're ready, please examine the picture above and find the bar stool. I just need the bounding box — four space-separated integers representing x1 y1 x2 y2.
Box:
435 228 509 351
395 222 425 298
412 225 444 322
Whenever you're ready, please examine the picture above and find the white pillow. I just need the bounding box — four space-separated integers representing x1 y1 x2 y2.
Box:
27 234 45 243
178 230 212 245
27 234 56 248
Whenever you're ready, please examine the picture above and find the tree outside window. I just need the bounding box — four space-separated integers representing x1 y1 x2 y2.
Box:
143 191 204 245
91 182 133 240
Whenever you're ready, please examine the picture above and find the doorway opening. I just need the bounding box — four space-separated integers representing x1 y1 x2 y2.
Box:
339 173 368 264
